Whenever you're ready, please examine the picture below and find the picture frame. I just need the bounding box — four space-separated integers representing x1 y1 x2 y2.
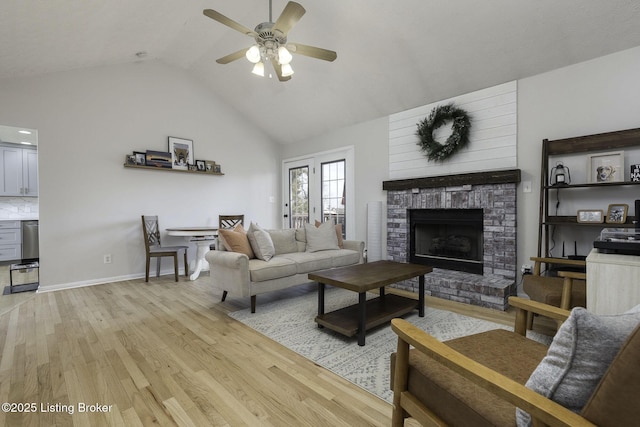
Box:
205 160 215 173
606 204 628 224
126 154 136 165
576 209 604 224
195 159 206 171
214 164 222 174
133 151 146 166
588 151 624 183
168 136 194 170
631 164 640 182
145 150 172 168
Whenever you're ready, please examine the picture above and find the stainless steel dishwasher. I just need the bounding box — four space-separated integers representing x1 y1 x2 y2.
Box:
21 220 39 261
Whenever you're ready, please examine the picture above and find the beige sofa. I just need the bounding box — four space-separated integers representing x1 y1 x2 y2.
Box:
205 225 364 312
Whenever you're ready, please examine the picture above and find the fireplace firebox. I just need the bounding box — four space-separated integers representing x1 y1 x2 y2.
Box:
409 209 484 274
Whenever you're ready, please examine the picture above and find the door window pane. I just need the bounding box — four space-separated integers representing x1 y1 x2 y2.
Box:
321 160 346 237
289 166 309 228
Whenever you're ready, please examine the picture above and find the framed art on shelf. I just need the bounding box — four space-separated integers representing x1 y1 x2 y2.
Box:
168 137 194 170
133 151 146 166
576 209 604 224
588 151 624 183
205 160 215 173
606 204 628 224
195 160 206 171
126 154 136 165
145 150 172 168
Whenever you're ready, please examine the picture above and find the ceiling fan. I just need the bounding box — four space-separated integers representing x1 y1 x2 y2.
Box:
203 1 337 81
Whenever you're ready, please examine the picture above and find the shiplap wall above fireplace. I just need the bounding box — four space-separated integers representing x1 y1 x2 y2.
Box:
388 81 517 180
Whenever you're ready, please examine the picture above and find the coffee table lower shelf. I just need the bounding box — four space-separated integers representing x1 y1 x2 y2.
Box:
314 294 418 337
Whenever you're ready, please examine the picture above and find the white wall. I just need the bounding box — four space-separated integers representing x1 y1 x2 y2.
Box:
281 117 389 254
0 60 281 290
283 45 640 288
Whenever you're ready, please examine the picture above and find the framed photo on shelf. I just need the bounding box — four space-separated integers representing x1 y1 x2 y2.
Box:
126 154 136 165
576 209 604 224
588 151 624 183
606 204 628 224
205 160 215 173
214 164 222 174
168 136 194 170
195 160 206 171
631 164 640 182
145 150 172 168
133 151 146 166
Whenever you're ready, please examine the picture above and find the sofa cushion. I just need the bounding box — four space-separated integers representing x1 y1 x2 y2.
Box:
267 229 298 255
315 220 344 249
517 306 640 426
218 224 254 258
305 222 339 252
330 249 361 268
247 222 275 261
278 251 334 274
581 325 640 426
391 329 548 427
248 257 297 282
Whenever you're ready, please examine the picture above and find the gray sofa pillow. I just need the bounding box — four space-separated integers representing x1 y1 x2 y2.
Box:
304 221 339 252
247 222 275 261
267 229 298 255
516 305 640 426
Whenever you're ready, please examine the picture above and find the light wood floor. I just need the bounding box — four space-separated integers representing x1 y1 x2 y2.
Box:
0 271 554 426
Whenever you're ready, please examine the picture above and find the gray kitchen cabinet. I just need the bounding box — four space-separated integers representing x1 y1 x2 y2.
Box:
0 220 22 261
0 144 38 197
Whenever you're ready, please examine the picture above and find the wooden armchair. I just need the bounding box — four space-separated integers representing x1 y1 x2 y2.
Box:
390 297 640 426
523 257 586 328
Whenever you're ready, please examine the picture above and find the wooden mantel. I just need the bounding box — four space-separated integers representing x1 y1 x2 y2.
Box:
382 169 521 191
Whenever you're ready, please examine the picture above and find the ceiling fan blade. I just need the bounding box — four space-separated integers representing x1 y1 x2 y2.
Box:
203 9 256 36
216 48 249 64
271 59 292 82
273 2 306 36
288 43 337 62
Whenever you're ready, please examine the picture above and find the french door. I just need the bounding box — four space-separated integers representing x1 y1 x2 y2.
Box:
283 147 354 239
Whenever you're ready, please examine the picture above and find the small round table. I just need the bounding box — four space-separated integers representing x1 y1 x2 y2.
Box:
166 227 218 280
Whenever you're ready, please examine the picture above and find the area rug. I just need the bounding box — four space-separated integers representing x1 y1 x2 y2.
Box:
229 287 545 403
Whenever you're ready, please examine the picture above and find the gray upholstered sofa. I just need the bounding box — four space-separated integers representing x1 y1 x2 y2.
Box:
205 222 364 312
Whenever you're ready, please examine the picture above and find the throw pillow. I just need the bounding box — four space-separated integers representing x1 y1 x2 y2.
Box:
247 222 275 261
516 306 640 427
267 229 298 254
315 220 344 249
305 221 339 252
218 224 254 258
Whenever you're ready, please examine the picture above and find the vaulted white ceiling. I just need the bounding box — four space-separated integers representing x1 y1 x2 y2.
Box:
1 0 640 144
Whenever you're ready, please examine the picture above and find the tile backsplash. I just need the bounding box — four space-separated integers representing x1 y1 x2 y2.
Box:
0 197 39 219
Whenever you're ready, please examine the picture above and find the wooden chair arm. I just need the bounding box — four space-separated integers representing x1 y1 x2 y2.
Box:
391 318 594 427
509 296 571 333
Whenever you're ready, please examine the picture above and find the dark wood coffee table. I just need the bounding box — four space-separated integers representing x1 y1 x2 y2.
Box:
309 260 432 346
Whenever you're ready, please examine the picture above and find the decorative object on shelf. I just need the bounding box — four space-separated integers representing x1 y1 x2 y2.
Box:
134 151 146 166
416 103 471 162
631 164 640 182
195 160 206 171
588 151 624 183
205 160 215 173
577 209 604 224
550 161 571 186
214 164 222 174
126 154 136 165
168 137 194 170
145 150 172 168
606 203 628 224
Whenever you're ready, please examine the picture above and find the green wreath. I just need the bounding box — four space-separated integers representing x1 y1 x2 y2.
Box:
416 103 471 162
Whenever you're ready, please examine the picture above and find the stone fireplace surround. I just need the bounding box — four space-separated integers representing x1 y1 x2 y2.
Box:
383 169 521 311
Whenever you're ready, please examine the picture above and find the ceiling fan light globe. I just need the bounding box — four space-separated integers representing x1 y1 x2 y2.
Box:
245 45 261 63
281 63 294 77
251 61 265 77
277 46 293 65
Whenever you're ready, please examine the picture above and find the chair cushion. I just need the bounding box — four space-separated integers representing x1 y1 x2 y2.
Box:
517 306 640 426
581 325 640 426
523 275 586 308
391 329 548 427
218 224 254 258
